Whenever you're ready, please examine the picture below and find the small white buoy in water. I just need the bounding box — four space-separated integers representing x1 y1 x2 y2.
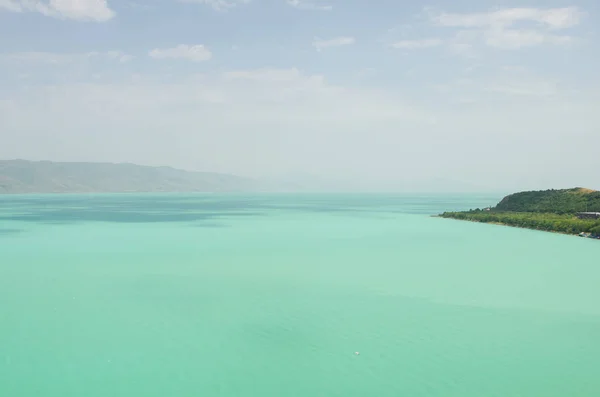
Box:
355 352 360 355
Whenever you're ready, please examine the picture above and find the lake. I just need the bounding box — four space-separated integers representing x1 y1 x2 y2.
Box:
1 193 599 396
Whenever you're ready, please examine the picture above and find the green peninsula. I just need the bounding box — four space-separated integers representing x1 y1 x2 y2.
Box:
441 188 600 238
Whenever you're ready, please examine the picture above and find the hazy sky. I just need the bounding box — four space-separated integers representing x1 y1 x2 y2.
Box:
1 0 598 191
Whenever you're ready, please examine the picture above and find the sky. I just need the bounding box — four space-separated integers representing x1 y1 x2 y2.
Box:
0 0 599 192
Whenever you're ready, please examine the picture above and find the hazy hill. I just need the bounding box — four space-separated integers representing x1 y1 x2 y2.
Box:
494 188 600 213
0 160 262 194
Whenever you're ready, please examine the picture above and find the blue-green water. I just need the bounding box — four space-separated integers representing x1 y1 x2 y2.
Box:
1 193 599 396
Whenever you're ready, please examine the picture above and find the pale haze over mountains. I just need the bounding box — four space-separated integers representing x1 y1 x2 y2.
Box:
0 160 264 194
1 0 598 192
0 160 496 193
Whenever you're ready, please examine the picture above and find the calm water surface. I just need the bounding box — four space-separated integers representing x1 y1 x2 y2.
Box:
1 193 599 396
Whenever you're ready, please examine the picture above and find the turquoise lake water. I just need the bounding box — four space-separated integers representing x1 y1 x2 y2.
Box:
1 193 599 396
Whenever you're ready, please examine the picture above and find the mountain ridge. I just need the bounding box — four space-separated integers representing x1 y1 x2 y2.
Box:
0 160 262 194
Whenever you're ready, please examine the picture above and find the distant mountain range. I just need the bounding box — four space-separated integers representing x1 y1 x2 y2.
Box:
0 159 555 195
0 160 266 194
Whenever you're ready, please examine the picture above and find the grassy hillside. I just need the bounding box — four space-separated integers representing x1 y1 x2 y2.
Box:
494 188 600 213
440 188 600 237
0 160 260 194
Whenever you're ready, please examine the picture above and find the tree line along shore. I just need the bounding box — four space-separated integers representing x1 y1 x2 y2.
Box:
440 188 600 238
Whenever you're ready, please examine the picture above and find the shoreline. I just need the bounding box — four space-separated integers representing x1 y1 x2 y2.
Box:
436 215 600 240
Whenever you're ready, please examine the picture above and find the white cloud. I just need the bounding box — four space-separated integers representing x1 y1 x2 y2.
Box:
445 30 478 57
1 52 73 64
116 54 135 63
427 6 582 52
179 0 250 11
486 80 558 97
287 0 331 11
434 71 560 100
88 51 134 63
484 28 572 49
392 38 442 49
1 50 132 64
313 37 355 51
148 45 212 62
0 0 115 21
432 7 583 29
224 68 317 83
0 0 21 11
501 65 527 73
